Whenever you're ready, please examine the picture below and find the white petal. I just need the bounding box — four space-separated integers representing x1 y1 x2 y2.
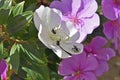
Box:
61 21 78 37
34 5 62 32
34 5 47 30
76 32 87 43
52 8 62 18
60 42 83 54
51 45 71 58
57 21 69 41
66 22 78 37
46 8 62 31
38 24 53 48
68 31 80 42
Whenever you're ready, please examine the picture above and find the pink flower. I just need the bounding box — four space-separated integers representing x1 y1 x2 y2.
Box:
84 36 116 76
58 52 98 80
103 20 120 54
102 0 120 20
0 60 8 80
50 0 100 42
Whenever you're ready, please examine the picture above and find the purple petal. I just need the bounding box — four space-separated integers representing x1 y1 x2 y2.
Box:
78 0 98 18
76 52 87 69
50 0 72 15
88 36 107 49
0 60 7 75
58 52 87 76
94 61 109 76
96 48 116 61
1 69 7 80
83 54 98 71
102 0 118 20
82 72 97 80
63 76 76 80
58 58 76 76
103 21 114 39
71 0 81 16
81 14 100 34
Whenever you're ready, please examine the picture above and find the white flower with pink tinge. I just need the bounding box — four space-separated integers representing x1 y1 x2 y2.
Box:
34 5 83 58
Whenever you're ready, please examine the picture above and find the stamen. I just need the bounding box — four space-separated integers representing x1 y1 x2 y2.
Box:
72 45 80 53
56 41 60 45
51 26 61 34
52 29 56 34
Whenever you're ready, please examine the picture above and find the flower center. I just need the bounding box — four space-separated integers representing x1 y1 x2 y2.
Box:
71 16 84 30
49 27 69 42
72 16 79 25
73 70 81 76
49 33 61 42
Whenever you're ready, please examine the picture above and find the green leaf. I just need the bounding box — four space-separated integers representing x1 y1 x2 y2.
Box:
22 11 33 23
17 67 27 79
23 41 47 64
10 43 17 56
28 22 38 38
0 9 10 24
0 42 3 59
10 44 20 73
24 68 47 80
0 0 5 8
7 15 28 34
20 43 50 80
12 1 25 17
0 0 12 9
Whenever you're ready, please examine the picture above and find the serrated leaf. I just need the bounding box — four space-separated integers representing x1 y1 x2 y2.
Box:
0 9 10 24
10 44 20 73
7 15 28 34
12 1 25 17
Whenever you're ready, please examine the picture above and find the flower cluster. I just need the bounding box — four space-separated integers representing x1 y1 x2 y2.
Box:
102 0 120 54
33 0 117 80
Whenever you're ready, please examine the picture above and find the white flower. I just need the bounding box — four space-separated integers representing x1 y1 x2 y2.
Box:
34 5 83 58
